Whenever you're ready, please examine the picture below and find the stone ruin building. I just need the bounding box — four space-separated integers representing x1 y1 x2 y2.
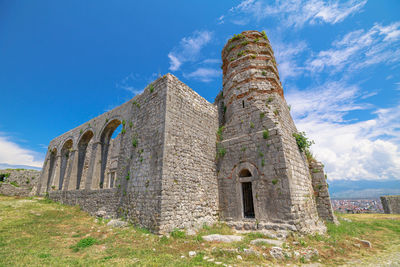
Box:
37 31 336 234
380 195 400 214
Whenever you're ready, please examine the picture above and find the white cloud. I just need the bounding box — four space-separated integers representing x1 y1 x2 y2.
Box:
168 31 213 71
168 53 182 71
0 133 43 168
201 58 221 65
183 68 221 83
218 15 225 24
272 40 308 79
286 81 400 181
287 81 366 122
227 0 366 27
116 72 158 96
395 82 400 91
307 22 400 72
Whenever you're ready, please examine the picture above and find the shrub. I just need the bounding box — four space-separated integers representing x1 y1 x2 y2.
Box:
262 130 269 139
272 179 278 185
261 71 266 76
237 50 245 57
149 84 154 93
132 101 140 108
261 30 268 40
227 44 236 52
260 112 265 119
292 132 314 153
250 122 255 128
10 181 19 187
132 138 138 147
0 173 10 182
305 149 316 163
230 33 244 42
170 228 186 238
216 126 224 141
217 146 226 158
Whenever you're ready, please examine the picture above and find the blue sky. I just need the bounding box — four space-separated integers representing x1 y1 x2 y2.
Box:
1 0 399 197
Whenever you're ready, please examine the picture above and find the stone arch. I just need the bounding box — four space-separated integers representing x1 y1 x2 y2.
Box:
99 119 122 189
46 148 57 192
59 139 73 190
76 130 94 189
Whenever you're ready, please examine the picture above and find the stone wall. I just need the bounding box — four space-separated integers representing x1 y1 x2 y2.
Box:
49 189 119 217
381 195 400 214
309 162 337 223
159 75 219 233
0 169 40 196
40 75 170 232
38 74 220 233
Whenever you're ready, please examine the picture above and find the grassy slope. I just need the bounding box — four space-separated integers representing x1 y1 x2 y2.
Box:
0 196 399 266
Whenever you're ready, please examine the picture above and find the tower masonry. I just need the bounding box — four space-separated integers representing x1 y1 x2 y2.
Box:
36 30 335 234
216 31 328 233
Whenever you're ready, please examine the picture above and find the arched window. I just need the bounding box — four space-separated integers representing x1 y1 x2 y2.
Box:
99 119 122 189
59 140 73 190
76 130 94 190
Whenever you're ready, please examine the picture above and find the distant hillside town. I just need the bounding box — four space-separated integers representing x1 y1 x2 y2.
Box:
331 199 383 214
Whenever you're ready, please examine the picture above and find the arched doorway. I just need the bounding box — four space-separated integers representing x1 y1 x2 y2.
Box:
239 168 255 218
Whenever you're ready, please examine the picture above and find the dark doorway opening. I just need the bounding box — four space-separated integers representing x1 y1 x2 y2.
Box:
242 182 255 218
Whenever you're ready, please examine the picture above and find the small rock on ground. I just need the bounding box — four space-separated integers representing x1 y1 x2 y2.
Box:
269 246 284 260
107 219 128 228
188 251 196 257
358 239 372 248
250 238 283 247
243 248 260 256
202 234 243 243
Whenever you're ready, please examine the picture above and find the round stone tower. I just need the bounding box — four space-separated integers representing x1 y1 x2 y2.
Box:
221 30 283 127
217 31 325 234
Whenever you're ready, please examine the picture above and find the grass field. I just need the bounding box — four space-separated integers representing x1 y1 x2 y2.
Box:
0 195 399 266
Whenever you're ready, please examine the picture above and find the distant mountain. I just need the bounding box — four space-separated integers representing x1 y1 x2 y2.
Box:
0 163 41 171
329 179 400 199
